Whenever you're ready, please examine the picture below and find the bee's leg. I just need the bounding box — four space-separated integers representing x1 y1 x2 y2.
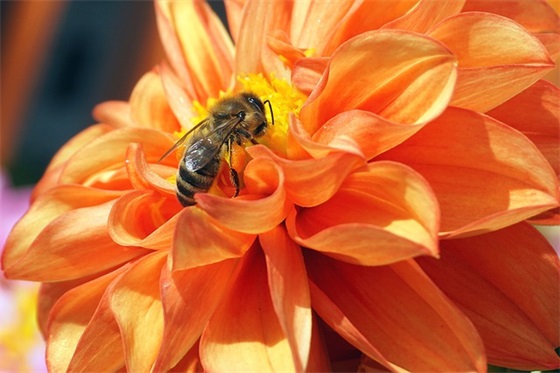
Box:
227 136 240 197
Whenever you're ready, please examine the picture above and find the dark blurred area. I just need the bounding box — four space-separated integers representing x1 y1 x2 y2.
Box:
1 0 227 186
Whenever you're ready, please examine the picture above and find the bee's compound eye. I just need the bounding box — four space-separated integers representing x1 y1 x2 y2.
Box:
246 95 265 113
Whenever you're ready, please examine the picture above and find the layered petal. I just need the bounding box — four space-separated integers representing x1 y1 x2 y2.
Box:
300 30 457 134
156 0 233 100
154 259 238 371
108 251 166 373
92 101 133 129
195 157 291 234
307 253 486 372
200 246 296 372
125 143 176 196
171 207 254 271
287 161 439 266
428 12 555 112
46 268 125 372
418 223 560 370
382 0 464 33
260 225 312 371
380 107 559 236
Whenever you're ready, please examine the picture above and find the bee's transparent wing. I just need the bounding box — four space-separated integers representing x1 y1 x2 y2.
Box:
157 118 211 163
184 116 243 172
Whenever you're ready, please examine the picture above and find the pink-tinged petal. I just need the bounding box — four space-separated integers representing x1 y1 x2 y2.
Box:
288 161 439 266
5 199 149 282
260 225 312 371
235 0 293 78
155 0 233 101
307 253 487 372
200 247 296 372
171 207 255 271
487 80 560 177
428 12 555 112
291 56 329 96
224 0 247 43
108 190 180 250
290 0 354 52
108 251 166 373
382 0 465 33
196 157 291 234
248 145 365 207
125 143 177 196
46 268 125 372
2 185 126 279
59 127 173 185
380 107 559 236
300 30 457 134
128 70 181 133
92 101 133 128
418 223 560 370
154 259 238 372
323 0 418 55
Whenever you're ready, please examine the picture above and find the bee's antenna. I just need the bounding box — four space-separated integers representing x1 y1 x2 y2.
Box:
264 100 274 125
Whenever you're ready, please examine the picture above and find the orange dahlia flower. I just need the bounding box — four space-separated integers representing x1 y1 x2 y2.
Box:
3 0 559 371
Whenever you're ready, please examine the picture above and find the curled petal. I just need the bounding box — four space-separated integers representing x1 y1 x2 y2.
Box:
59 127 174 185
200 247 296 372
129 70 181 133
428 12 555 112
487 80 560 178
125 143 177 196
260 225 312 371
248 145 364 207
156 0 233 100
108 251 166 373
108 190 181 250
418 223 560 370
291 57 329 96
267 31 306 70
92 101 133 128
381 107 559 236
287 161 439 266
171 207 255 271
300 30 457 134
46 268 125 372
307 253 486 372
154 260 238 372
196 157 291 234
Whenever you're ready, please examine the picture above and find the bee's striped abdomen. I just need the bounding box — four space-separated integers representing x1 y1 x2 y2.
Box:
176 153 221 206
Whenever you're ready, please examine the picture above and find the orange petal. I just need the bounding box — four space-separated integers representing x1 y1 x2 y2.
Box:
171 207 255 271
487 80 560 177
291 56 329 96
267 31 306 70
155 0 233 100
223 0 247 43
323 0 417 55
196 157 291 234
200 247 296 372
260 225 312 371
92 101 133 128
125 143 177 196
299 30 457 134
59 127 173 185
287 161 439 266
154 259 238 372
382 0 465 33
234 0 292 78
108 190 180 250
307 253 487 372
159 62 197 129
108 251 166 373
380 107 559 236
428 12 555 112
2 186 145 281
46 268 125 372
248 144 365 207
418 223 560 370
129 70 181 133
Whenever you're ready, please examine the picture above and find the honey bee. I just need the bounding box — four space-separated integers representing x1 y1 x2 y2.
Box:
158 92 274 206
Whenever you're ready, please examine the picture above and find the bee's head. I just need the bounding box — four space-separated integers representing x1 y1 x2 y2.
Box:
242 92 273 138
